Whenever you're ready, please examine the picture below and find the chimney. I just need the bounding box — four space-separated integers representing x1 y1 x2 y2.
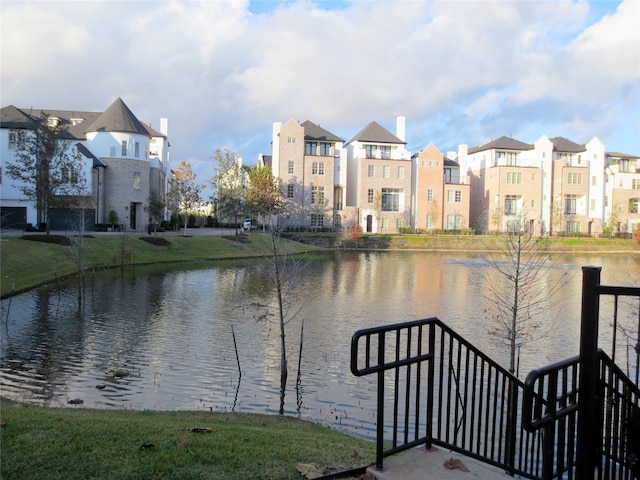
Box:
396 116 406 142
160 118 169 136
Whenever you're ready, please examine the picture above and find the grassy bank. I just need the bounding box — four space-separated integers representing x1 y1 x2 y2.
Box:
1 232 638 298
0 233 317 298
0 397 375 480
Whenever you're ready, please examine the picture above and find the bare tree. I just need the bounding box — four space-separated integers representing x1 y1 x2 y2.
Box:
166 161 203 236
605 202 624 238
6 112 88 234
245 164 307 414
372 191 383 233
483 226 569 376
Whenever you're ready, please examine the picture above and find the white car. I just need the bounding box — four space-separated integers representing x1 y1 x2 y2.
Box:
242 218 252 231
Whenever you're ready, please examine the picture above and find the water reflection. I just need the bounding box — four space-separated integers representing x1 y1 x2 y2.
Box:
1 251 638 439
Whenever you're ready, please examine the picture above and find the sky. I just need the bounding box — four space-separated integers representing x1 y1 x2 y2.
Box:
2 0 639 195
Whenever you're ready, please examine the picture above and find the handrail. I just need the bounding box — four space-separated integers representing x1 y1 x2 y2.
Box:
350 317 540 476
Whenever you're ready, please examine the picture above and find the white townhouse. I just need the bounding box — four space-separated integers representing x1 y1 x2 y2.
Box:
0 98 169 231
345 117 412 233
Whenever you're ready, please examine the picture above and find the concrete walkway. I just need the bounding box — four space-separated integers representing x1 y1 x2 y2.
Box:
367 446 518 480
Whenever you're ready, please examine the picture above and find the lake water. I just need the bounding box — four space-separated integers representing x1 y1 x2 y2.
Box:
1 250 638 439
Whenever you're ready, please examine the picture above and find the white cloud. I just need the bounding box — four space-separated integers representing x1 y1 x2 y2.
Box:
1 0 638 185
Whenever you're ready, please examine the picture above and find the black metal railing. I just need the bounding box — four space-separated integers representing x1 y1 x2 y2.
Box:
350 317 542 477
350 266 639 479
522 266 640 479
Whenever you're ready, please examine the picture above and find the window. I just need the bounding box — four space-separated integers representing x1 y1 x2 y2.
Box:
287 184 294 198
319 142 331 156
505 195 518 215
590 199 596 211
455 190 462 203
444 168 452 183
312 162 325 175
110 146 116 157
446 214 462 229
619 159 630 173
61 166 79 184
507 172 522 184
8 131 17 149
564 195 577 215
568 172 583 185
368 165 374 177
427 189 433 202
383 165 390 178
447 190 454 203
398 166 405 179
591 176 597 186
633 179 640 190
311 186 325 204
531 199 535 208
381 188 400 211
310 214 324 227
497 151 517 166
122 140 127 156
426 214 434 229
288 161 294 174
566 221 581 233
397 218 404 229
305 142 317 155
367 189 374 203
532 173 536 182
133 172 141 189
134 142 140 158
287 136 296 143
630 199 639 214
365 145 377 158
380 145 391 159
381 218 389 229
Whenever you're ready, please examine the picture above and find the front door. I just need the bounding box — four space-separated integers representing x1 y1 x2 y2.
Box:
130 202 137 230
366 214 373 233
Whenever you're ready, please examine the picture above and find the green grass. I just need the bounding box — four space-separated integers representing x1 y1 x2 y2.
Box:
0 234 318 298
0 398 375 480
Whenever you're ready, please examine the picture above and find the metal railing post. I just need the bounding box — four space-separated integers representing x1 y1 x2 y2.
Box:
376 331 385 469
576 266 601 479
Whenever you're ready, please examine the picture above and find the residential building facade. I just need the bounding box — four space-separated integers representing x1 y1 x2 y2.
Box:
605 152 640 235
271 119 346 230
412 144 470 231
345 117 412 233
0 98 169 231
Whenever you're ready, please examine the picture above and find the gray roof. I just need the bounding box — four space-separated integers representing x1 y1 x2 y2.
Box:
75 142 106 168
86 98 150 137
444 158 459 167
1 100 163 140
549 137 586 153
347 121 405 145
468 136 532 154
301 120 343 142
606 151 639 159
0 105 37 129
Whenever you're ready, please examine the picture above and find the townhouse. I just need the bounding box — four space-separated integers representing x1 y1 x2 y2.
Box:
605 152 640 235
344 117 413 233
0 98 169 231
267 114 638 236
454 135 615 236
412 144 470 231
270 119 347 230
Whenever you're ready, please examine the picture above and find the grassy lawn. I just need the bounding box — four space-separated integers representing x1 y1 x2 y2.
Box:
0 233 318 298
0 398 375 480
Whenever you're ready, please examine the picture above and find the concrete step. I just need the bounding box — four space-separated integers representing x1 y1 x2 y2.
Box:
367 446 518 480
